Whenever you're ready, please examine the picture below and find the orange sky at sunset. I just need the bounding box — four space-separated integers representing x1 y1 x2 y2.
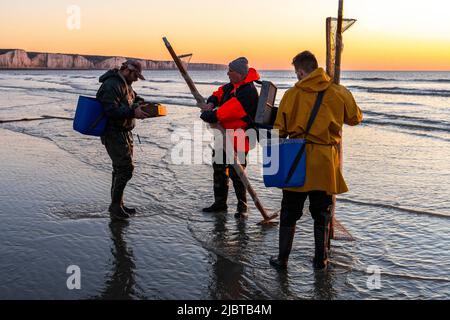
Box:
1 0 449 70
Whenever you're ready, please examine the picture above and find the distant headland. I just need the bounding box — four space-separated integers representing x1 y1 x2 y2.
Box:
0 49 227 71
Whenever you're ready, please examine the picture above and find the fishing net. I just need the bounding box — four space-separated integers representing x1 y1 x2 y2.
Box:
332 215 355 241
326 18 356 79
178 53 193 70
326 17 356 241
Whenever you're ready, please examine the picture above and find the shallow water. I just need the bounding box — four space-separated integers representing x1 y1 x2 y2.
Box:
0 70 449 299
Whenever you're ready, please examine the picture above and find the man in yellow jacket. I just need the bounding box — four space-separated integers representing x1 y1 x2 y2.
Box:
269 51 363 270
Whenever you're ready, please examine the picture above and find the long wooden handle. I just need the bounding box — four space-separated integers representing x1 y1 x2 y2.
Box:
163 37 205 104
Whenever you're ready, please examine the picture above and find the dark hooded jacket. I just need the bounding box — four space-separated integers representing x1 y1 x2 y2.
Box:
96 69 144 132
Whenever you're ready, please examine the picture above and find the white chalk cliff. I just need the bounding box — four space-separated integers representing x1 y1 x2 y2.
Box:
0 49 226 70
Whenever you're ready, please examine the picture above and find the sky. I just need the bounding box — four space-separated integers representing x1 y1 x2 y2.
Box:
0 0 449 70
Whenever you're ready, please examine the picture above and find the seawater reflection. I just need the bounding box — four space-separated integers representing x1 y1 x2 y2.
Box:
100 220 138 299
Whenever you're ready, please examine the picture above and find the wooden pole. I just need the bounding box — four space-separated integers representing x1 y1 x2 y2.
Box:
162 37 278 224
330 0 344 241
334 0 344 84
326 17 333 79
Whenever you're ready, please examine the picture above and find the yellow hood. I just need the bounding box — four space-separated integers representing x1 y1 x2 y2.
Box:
295 68 332 92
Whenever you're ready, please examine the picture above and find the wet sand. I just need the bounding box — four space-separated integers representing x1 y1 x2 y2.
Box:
1 70 450 300
0 128 227 299
0 127 351 300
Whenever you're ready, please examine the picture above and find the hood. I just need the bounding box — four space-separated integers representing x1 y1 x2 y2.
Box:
244 67 260 83
295 68 332 92
99 68 121 83
235 67 260 88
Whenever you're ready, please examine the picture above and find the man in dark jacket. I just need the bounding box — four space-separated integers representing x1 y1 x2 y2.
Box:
96 59 150 220
199 57 260 219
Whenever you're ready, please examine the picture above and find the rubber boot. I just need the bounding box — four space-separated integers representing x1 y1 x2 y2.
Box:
203 167 229 212
234 187 248 219
121 200 136 215
313 207 332 270
270 226 296 270
110 172 130 220
231 166 248 219
109 203 130 220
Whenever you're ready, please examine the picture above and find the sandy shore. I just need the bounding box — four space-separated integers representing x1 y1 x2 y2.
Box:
0 128 221 299
1 67 449 299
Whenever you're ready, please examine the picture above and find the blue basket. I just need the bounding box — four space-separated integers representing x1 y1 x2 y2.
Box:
73 96 106 136
263 139 306 188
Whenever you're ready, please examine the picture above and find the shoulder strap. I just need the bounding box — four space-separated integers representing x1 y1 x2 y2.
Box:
284 90 326 185
304 90 325 138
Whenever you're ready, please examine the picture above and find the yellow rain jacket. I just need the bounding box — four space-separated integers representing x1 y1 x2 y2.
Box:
274 68 363 195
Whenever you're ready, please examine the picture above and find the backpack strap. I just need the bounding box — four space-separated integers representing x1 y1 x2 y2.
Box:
284 90 326 185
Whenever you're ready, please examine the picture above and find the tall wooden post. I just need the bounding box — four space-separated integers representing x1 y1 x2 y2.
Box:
326 17 333 79
334 0 344 84
330 0 344 241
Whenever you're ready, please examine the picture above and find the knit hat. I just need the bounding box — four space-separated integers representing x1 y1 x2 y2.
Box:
228 57 249 76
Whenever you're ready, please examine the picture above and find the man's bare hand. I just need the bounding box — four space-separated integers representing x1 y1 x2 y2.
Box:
134 105 151 119
198 102 214 112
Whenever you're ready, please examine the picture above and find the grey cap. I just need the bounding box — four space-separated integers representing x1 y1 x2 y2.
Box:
123 59 145 80
228 57 249 76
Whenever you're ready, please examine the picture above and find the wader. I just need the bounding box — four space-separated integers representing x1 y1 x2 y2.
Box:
101 130 134 207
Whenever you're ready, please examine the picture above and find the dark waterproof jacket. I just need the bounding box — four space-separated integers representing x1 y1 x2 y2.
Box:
207 68 260 152
96 69 144 132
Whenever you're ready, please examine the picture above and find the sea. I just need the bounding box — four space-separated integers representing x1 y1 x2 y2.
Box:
0 69 449 299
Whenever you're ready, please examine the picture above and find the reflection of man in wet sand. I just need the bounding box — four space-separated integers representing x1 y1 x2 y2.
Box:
208 214 250 299
100 221 137 299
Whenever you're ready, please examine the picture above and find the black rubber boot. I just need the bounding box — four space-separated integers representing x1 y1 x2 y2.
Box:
313 208 332 270
270 226 296 270
233 178 248 219
203 164 229 212
114 172 135 215
234 203 248 219
109 203 130 220
202 202 228 212
122 203 136 215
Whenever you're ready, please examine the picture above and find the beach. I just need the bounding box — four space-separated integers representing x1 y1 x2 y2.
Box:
0 70 449 299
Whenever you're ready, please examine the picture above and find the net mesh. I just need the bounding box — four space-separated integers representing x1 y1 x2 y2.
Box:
178 53 193 70
332 216 355 241
326 17 356 241
326 18 356 79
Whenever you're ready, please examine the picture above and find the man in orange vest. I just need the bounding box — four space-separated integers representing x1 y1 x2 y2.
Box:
269 51 363 270
200 57 260 219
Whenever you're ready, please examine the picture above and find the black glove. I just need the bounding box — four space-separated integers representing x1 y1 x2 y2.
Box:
200 110 218 124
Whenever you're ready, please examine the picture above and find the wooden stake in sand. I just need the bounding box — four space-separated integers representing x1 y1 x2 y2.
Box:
162 37 278 225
